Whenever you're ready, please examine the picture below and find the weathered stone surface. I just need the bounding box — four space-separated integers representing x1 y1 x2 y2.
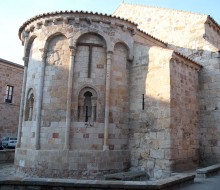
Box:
0 59 23 140
104 171 148 181
0 150 15 163
13 3 220 180
114 3 220 169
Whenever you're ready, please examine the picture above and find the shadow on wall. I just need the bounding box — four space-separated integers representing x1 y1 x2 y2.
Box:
171 44 220 167
20 32 131 152
129 45 201 179
20 32 209 179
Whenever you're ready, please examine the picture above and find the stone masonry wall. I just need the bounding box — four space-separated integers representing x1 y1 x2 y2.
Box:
129 44 173 179
199 24 220 165
72 33 106 123
16 10 203 179
22 38 41 149
113 3 207 48
170 57 200 171
18 13 136 153
39 35 70 150
0 60 23 140
16 13 139 178
109 43 129 150
15 148 130 179
114 3 220 167
70 33 107 150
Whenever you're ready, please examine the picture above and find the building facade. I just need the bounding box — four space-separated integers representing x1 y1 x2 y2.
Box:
114 3 220 170
0 58 23 140
14 3 220 179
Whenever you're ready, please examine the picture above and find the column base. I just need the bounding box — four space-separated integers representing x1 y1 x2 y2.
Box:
33 144 40 150
16 143 21 148
103 145 109 151
64 144 70 150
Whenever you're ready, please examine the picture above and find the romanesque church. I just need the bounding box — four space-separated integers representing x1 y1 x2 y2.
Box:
15 3 220 179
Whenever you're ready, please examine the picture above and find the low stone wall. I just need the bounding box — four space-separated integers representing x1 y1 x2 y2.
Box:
0 150 15 163
196 163 220 178
0 173 196 190
15 148 130 179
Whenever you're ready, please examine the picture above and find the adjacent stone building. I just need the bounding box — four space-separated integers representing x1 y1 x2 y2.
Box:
114 3 220 171
15 3 220 179
0 58 23 140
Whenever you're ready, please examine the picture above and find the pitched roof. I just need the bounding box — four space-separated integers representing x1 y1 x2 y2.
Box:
0 58 24 69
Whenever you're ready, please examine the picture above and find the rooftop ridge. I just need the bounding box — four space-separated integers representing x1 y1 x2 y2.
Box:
0 58 24 68
173 51 202 70
118 2 207 17
116 3 220 30
207 15 220 33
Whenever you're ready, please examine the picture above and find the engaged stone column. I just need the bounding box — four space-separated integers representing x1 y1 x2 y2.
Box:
103 51 113 150
34 50 47 150
64 46 76 150
16 57 28 148
91 97 97 122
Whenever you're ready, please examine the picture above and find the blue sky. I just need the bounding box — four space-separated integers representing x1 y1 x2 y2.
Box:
0 0 219 65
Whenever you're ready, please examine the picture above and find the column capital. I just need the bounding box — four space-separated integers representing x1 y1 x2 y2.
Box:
39 48 47 62
107 50 113 55
107 51 113 60
69 46 77 56
23 56 29 67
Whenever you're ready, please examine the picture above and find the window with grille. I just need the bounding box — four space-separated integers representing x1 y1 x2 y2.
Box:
5 85 14 103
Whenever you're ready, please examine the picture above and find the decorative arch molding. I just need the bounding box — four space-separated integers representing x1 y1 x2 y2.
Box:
77 84 100 99
77 86 98 122
78 87 98 99
113 40 133 61
70 29 112 52
23 35 37 66
43 32 70 52
24 88 35 121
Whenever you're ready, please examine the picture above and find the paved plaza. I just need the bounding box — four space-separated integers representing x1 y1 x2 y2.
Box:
178 175 220 190
0 163 220 189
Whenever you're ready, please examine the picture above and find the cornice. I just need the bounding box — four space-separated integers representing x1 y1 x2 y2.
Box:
172 51 202 71
0 58 24 69
206 15 220 35
18 11 167 47
18 10 137 40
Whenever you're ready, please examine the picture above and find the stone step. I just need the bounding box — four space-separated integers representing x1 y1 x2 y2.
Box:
196 163 220 178
104 171 148 181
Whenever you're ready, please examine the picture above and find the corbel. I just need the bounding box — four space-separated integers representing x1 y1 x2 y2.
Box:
75 17 80 24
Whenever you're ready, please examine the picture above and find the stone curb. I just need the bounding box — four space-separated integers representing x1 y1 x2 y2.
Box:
196 163 220 178
0 149 15 164
0 173 195 189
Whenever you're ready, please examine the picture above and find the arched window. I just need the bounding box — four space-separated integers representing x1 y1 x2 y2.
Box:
78 87 97 122
25 89 34 121
84 91 92 122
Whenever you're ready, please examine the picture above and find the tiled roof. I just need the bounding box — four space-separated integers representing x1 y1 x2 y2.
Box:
207 15 220 32
18 10 137 36
18 10 167 46
173 51 202 69
0 58 24 69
